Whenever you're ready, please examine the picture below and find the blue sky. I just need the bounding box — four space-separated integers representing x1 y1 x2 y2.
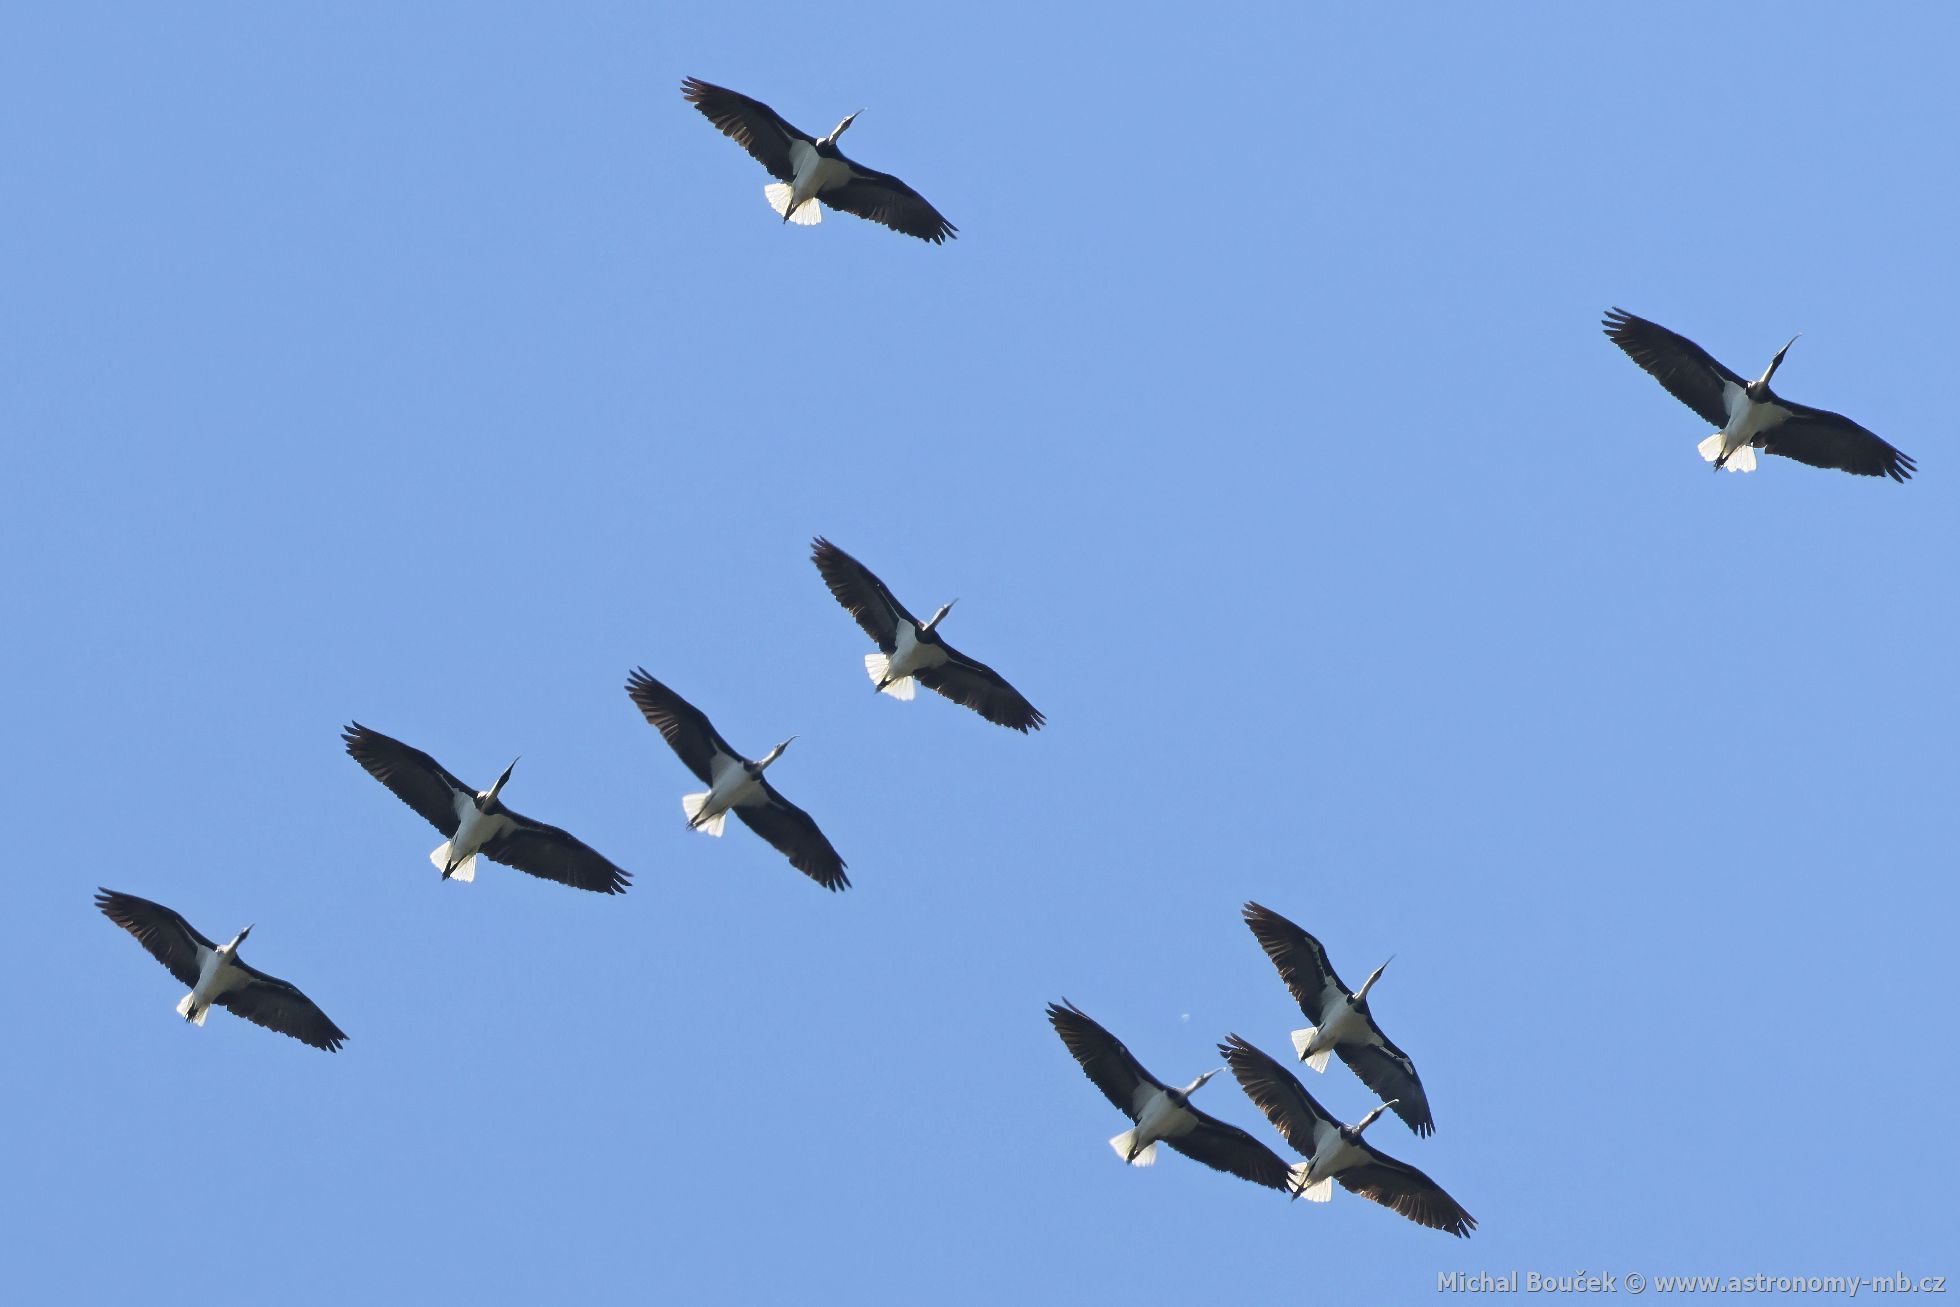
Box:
4 2 1955 1301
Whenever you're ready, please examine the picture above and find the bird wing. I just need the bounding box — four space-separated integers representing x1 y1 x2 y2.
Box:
1241 902 1346 1024
1046 1000 1165 1120
1218 1034 1341 1158
95 889 213 989
1337 1154 1477 1237
1758 405 1915 481
481 811 632 895
809 536 912 651
221 961 349 1052
914 646 1044 732
1165 1113 1296 1192
821 165 958 244
625 668 727 786
1336 1039 1436 1137
680 77 812 182
1602 307 1743 429
734 781 850 891
342 723 471 836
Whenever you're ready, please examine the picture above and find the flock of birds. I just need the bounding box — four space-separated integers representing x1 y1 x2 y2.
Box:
96 75 1920 1243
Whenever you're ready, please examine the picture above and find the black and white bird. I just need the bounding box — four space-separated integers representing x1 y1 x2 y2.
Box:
682 77 956 244
1047 1000 1293 1192
811 537 1044 733
1221 1035 1474 1237
625 669 848 891
1243 902 1434 1136
1603 308 1914 481
343 724 630 894
95 889 347 1052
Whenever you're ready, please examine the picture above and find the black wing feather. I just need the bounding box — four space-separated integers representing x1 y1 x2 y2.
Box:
96 889 212 988
1242 901 1347 1024
1602 307 1741 428
1338 1157 1477 1237
1759 406 1915 481
1219 1034 1341 1158
221 963 349 1052
734 781 849 891
810 536 912 649
681 77 810 181
821 168 958 244
1046 1000 1161 1117
343 723 471 836
915 650 1044 732
1336 1041 1436 1137
1164 1117 1295 1192
482 815 632 895
625 668 725 785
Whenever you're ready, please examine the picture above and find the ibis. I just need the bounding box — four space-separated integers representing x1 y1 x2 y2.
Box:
1047 1000 1292 1192
1603 308 1914 480
343 724 631 894
811 537 1043 732
96 889 347 1052
682 77 957 244
625 668 848 891
1221 1035 1474 1236
1243 902 1434 1136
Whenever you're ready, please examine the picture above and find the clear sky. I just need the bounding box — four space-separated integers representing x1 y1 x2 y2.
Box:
4 2 1955 1302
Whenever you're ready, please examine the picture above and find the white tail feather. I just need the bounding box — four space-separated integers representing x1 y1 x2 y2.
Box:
682 793 727 837
176 994 209 1026
1699 434 1758 472
430 842 477 882
1109 1129 1157 1166
1291 1026 1332 1072
764 183 821 226
864 652 916 700
1293 1167 1333 1203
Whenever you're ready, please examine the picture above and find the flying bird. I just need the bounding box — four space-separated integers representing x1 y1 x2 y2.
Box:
1046 1000 1293 1192
1243 902 1434 1136
342 724 631 894
811 537 1043 733
1602 308 1913 480
95 889 347 1052
1221 1035 1474 1237
682 77 957 244
625 669 848 891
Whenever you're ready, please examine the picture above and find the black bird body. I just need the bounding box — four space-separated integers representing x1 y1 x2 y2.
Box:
626 668 849 891
683 77 956 244
343 724 631 894
96 889 347 1052
1243 902 1434 1136
811 537 1043 732
1603 308 1913 481
1047 1000 1293 1191
1221 1035 1474 1236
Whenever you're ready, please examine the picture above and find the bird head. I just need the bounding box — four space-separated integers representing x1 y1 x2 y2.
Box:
825 110 861 144
924 598 958 633
1354 1100 1398 1136
1754 334 1800 393
760 737 797 770
1355 955 1394 1001
487 757 519 804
